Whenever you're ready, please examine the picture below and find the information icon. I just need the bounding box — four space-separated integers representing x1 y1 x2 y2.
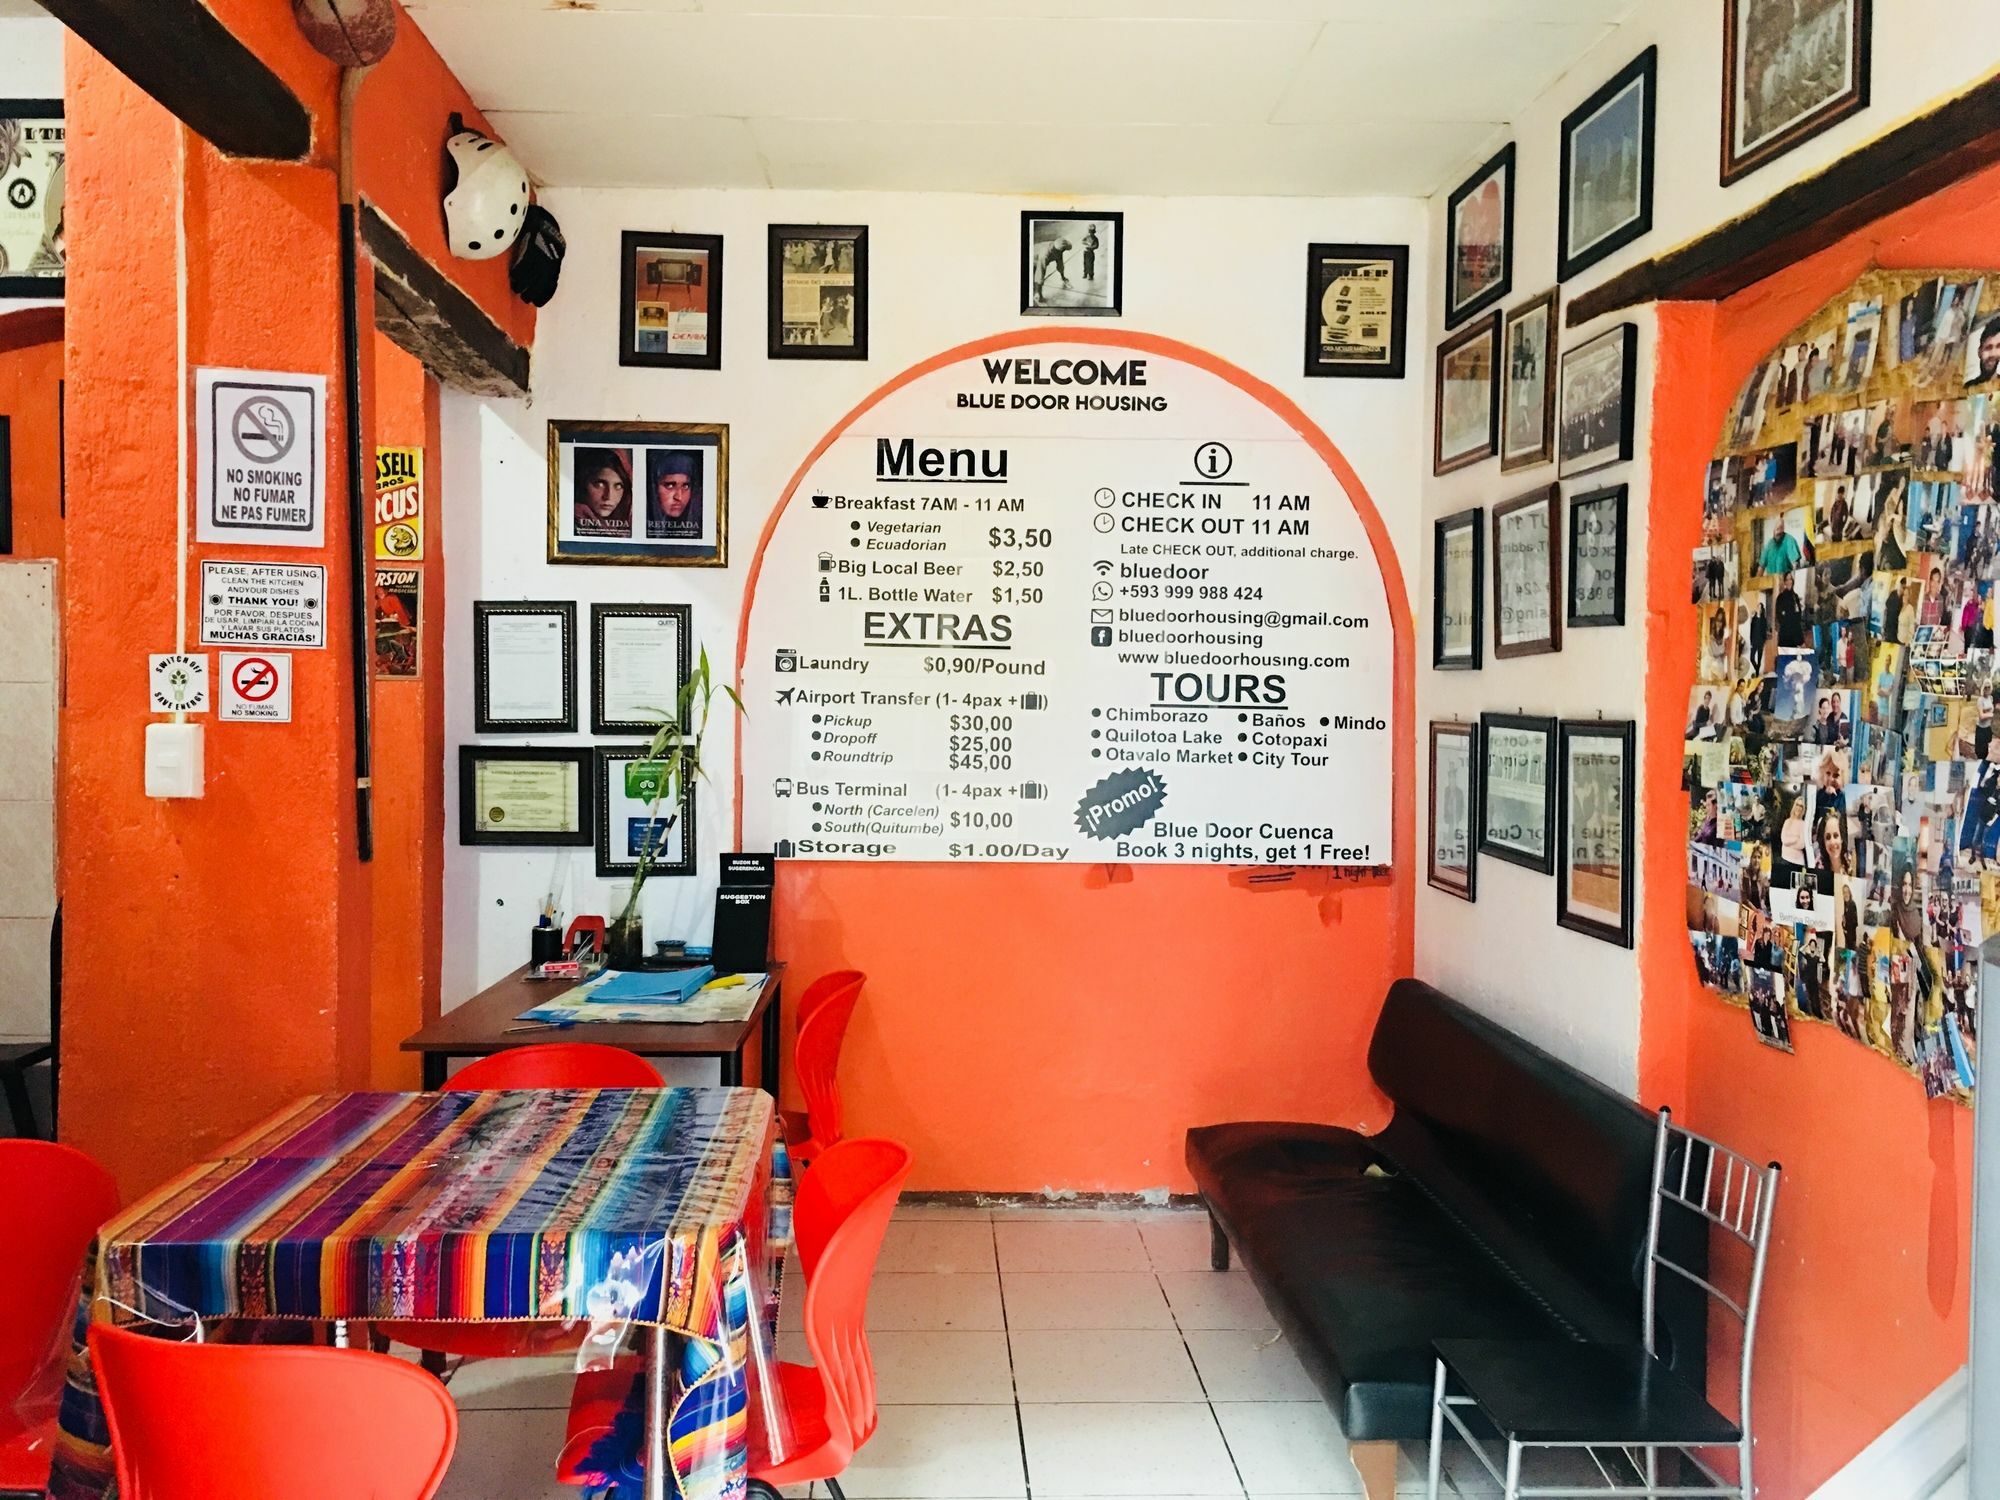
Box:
1193 441 1233 480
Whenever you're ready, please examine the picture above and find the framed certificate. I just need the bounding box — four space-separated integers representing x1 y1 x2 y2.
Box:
595 745 697 880
457 747 593 847
592 602 692 737
1479 712 1556 873
474 600 576 734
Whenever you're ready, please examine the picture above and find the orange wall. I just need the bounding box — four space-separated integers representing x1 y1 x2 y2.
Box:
1639 163 2000 1498
0 308 63 562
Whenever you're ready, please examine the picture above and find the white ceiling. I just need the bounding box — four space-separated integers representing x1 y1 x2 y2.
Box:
0 1 50 16
405 0 1645 199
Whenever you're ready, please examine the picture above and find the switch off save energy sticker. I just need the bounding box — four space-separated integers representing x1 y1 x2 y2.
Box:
149 653 210 713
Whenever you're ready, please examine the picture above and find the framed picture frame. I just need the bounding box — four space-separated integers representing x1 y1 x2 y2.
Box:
1479 712 1556 874
473 600 576 735
595 745 698 880
457 746 594 848
1304 243 1409 380
1433 506 1484 671
1429 721 1480 902
1558 48 1657 282
591 602 692 738
1435 313 1500 475
1493 484 1562 659
1558 323 1637 479
1568 483 1629 628
768 224 868 360
1445 143 1514 329
1500 289 1559 472
1722 0 1871 186
0 101 63 299
1020 210 1122 317
619 231 723 370
1556 719 1636 946
548 419 728 567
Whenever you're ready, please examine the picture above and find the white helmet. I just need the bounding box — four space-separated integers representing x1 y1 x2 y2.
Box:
443 122 531 261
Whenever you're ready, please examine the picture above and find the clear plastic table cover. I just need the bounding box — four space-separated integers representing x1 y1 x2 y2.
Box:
36 1087 793 1500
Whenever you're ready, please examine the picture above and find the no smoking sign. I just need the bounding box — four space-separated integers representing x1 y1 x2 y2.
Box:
219 652 293 723
195 367 327 549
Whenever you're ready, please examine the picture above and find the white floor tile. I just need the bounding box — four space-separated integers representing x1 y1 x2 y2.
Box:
1158 1272 1278 1331
879 1219 998 1274
1184 1330 1319 1402
1001 1271 1175 1331
1008 1329 1205 1403
1211 1403 1364 1495
436 1407 575 1499
1019 1401 1241 1497
995 1219 1150 1273
445 1355 582 1411
873 1330 1016 1404
1139 1215 1223 1273
839 1403 1028 1497
868 1272 1008 1332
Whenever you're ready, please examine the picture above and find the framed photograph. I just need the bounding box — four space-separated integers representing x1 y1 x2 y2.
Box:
1556 719 1636 946
473 600 576 735
1433 507 1483 671
768 224 868 360
457 746 593 848
1304 243 1409 380
1493 484 1562 659
1558 323 1637 478
1558 48 1657 282
1445 143 1514 328
0 101 63 299
1479 712 1556 873
1435 313 1500 475
548 419 728 567
1568 484 1628 627
595 745 697 880
592 603 692 738
1429 721 1480 901
1723 0 1871 186
619 231 723 370
1501 289 1558 472
1021 211 1121 317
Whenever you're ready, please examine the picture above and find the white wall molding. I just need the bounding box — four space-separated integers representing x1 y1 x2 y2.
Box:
1807 1367 1966 1500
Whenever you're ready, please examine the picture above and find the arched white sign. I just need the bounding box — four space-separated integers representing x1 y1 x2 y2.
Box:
741 338 1395 865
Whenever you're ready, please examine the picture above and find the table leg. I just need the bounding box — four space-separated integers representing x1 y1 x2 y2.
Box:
422 1052 447 1091
721 1048 743 1087
644 1329 671 1500
762 986 782 1099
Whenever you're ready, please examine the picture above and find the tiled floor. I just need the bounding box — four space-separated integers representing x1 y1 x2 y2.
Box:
432 1206 1621 1500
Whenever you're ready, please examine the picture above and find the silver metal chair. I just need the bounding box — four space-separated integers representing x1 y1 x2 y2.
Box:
1425 1107 1781 1499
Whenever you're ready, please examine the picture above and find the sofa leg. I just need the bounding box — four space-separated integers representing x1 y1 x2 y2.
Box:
1208 1212 1230 1271
1350 1440 1398 1500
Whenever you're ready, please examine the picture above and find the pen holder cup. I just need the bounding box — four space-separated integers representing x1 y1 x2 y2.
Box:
530 925 564 968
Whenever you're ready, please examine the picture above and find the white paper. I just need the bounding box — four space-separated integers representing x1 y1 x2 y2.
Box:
485 612 568 724
602 614 684 726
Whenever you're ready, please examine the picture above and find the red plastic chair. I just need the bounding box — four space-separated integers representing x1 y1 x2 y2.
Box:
779 977 863 1167
793 969 865 1026
89 1324 457 1499
0 1141 119 1495
556 1138 912 1498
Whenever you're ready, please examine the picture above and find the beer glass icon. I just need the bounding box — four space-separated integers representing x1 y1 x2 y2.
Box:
818 552 834 571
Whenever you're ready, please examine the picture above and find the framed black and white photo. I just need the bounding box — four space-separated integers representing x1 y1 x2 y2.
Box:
548 419 728 567
457 746 593 848
1445 143 1514 329
473 600 576 734
1433 507 1483 671
620 231 723 370
1558 323 1637 478
1501 289 1558 472
591 602 692 738
1304 243 1408 379
1021 211 1121 317
1429 721 1479 902
1493 484 1561 659
768 224 868 359
1558 48 1657 282
595 745 697 880
0 101 63 299
1568 484 1628 627
1723 0 1871 186
1557 719 1635 946
1479 712 1556 873
1436 313 1500 475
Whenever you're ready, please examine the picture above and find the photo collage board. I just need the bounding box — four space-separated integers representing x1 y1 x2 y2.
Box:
1685 266 1998 1101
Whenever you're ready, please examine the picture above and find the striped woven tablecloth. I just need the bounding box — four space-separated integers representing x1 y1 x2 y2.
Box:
46 1086 790 1500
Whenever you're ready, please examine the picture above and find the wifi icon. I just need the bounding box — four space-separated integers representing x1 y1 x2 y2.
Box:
1093 560 1113 577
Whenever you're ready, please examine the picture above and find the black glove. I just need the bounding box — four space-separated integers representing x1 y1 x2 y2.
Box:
510 204 566 307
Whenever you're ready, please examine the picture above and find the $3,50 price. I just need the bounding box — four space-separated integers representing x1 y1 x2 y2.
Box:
989 527 1052 550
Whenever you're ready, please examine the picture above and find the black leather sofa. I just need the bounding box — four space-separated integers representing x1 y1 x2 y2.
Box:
1186 980 1704 1496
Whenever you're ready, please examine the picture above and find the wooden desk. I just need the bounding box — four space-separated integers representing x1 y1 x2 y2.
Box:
401 965 784 1093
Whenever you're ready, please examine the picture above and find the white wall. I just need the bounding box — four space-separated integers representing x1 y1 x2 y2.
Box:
443 186 1429 1006
1416 7 2000 1093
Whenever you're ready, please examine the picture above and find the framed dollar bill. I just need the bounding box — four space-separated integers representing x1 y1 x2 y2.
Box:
1304 244 1408 379
0 102 64 298
768 224 868 360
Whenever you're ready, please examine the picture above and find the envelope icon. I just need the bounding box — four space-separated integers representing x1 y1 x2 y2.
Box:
1091 608 1114 624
